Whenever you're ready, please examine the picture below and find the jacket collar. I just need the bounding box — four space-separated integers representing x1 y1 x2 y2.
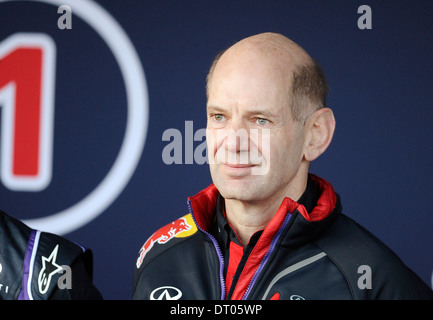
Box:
187 174 340 299
188 173 338 233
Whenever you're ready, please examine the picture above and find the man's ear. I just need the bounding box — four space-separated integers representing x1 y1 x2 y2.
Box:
303 108 336 162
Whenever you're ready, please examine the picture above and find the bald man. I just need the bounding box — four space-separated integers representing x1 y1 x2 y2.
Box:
133 33 433 300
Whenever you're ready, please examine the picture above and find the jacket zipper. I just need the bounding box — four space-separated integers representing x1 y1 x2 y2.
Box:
187 200 226 300
241 212 292 300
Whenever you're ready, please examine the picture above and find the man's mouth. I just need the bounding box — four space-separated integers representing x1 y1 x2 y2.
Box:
224 163 255 168
221 163 257 177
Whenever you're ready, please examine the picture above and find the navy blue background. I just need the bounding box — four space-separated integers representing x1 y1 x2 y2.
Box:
0 0 432 299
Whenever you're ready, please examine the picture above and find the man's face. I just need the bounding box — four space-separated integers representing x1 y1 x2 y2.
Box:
206 49 307 203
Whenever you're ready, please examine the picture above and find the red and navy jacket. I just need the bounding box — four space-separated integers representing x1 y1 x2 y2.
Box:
133 174 433 300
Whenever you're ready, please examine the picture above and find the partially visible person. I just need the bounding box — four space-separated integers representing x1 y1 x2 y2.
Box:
132 32 433 300
0 209 102 300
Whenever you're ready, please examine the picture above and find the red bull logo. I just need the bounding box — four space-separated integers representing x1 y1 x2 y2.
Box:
136 214 196 268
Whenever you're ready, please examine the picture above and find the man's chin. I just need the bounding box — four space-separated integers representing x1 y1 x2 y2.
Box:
216 181 259 201
220 191 255 202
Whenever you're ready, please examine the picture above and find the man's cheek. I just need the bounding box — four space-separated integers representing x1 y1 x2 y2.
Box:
251 130 271 175
206 128 227 165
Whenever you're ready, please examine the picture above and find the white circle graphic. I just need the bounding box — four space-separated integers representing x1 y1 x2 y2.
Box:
0 0 149 234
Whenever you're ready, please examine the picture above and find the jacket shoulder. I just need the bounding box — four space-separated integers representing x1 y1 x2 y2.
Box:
0 210 101 300
316 213 433 299
134 214 199 270
0 211 32 299
132 214 209 299
31 231 102 300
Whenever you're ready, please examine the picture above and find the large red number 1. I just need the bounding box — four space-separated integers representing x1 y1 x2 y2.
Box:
0 33 55 191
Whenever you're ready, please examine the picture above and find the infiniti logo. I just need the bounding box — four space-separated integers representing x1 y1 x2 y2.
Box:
150 286 182 300
290 294 305 300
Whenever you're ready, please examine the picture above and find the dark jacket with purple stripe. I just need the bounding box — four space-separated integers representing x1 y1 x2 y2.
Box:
132 175 433 300
0 210 102 300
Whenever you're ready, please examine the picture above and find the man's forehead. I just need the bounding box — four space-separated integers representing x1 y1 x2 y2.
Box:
209 50 292 104
210 43 306 96
219 33 310 71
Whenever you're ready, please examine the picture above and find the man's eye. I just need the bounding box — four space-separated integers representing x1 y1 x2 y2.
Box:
213 114 225 121
256 118 269 126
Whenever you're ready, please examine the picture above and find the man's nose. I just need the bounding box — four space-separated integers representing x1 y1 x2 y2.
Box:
225 120 249 153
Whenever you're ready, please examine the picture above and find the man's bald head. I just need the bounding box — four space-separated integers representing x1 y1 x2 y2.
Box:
206 32 328 122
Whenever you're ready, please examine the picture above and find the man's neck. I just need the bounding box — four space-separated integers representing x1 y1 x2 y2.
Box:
224 178 308 247
224 199 276 246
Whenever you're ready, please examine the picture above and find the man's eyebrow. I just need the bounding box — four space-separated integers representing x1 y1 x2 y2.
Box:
206 105 277 118
244 108 277 119
206 105 226 113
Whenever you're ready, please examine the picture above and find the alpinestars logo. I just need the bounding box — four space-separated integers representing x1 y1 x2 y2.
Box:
38 244 62 294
